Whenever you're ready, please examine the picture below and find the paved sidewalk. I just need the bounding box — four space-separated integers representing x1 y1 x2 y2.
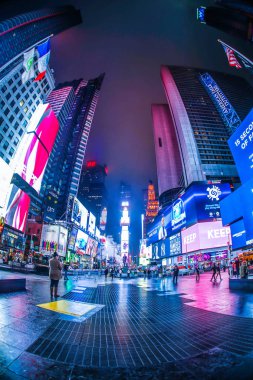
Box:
0 271 253 379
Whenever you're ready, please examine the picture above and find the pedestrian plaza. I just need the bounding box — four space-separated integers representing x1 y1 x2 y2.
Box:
0 271 253 379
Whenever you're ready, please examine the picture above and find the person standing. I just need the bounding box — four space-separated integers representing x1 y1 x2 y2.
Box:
49 252 62 299
173 264 179 284
216 263 222 281
195 264 200 282
119 268 122 279
235 258 240 278
210 262 217 282
104 267 108 279
110 267 114 280
63 261 69 280
127 269 131 278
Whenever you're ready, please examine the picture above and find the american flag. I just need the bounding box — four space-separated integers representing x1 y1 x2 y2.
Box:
220 41 242 69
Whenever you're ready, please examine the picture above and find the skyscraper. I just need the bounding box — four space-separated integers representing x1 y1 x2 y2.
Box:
78 160 108 221
158 65 253 192
42 75 105 222
152 104 183 206
197 2 253 43
0 5 82 68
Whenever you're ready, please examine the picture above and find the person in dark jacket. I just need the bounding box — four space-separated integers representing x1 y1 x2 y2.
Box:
215 263 222 281
49 252 62 298
210 263 217 282
173 265 179 284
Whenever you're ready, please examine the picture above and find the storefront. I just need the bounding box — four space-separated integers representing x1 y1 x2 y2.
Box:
0 225 25 263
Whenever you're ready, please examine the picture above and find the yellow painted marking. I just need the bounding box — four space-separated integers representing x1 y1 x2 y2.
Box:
37 300 97 317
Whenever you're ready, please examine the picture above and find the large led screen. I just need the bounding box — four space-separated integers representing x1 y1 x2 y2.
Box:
75 230 88 255
71 198 88 231
147 183 231 245
181 221 231 254
40 224 67 256
230 219 246 251
88 212 96 235
228 108 253 184
86 237 98 257
5 104 59 232
169 233 181 256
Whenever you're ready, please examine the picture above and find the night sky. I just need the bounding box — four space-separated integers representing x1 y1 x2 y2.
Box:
2 0 253 252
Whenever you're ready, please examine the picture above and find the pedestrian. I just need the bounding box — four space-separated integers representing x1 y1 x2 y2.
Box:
49 252 62 299
104 267 108 279
235 258 240 278
240 262 248 279
210 262 217 282
232 262 237 277
215 263 222 281
110 267 114 280
119 268 122 279
229 262 233 278
173 264 179 284
63 261 69 280
127 269 130 278
195 264 200 281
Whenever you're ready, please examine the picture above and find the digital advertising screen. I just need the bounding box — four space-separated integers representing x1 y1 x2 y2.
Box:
220 178 253 245
75 230 88 255
231 219 246 251
147 183 231 245
86 237 98 257
40 224 67 256
5 104 59 232
169 233 181 256
68 228 78 250
88 212 96 235
228 108 253 184
71 198 88 231
181 221 231 254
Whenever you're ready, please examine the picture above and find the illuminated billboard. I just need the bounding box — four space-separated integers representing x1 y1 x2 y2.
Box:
75 230 88 255
147 183 231 245
231 219 246 251
86 237 98 256
228 108 253 184
181 221 231 254
169 233 181 256
40 224 68 256
5 104 59 232
88 212 96 235
71 198 88 230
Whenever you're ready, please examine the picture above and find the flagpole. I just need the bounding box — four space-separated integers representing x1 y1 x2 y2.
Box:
0 34 53 71
218 39 253 66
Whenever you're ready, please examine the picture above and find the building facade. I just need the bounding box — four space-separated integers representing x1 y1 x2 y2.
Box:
160 65 253 189
0 5 82 68
78 160 108 221
42 75 105 222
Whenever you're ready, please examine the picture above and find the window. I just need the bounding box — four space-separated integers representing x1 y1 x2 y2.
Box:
8 131 14 139
24 107 28 113
0 117 3 125
4 108 10 116
8 79 13 86
14 106 19 114
18 129 23 136
158 137 162 147
13 137 19 146
6 93 11 100
10 100 15 107
0 134 3 142
9 147 14 157
19 100 24 106
3 125 8 133
3 141 9 150
13 122 19 130
9 115 14 123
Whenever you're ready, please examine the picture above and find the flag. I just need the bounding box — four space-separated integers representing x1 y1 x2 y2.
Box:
34 39 50 81
239 55 253 73
220 42 242 69
21 48 35 84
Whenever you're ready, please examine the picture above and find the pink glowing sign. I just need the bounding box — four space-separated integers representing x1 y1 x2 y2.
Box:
181 221 231 253
5 104 59 232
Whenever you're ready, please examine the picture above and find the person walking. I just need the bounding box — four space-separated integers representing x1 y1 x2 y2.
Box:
119 268 122 279
210 262 217 282
215 263 222 281
127 269 131 279
173 264 179 284
49 252 62 299
63 261 69 280
104 267 108 280
195 264 200 282
235 258 240 278
110 267 114 280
